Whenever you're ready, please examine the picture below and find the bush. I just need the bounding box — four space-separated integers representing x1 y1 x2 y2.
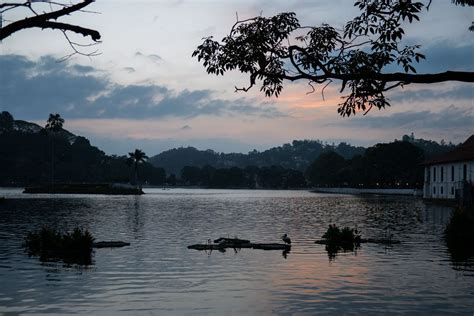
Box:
23 227 94 265
321 224 361 259
322 224 361 244
444 206 474 262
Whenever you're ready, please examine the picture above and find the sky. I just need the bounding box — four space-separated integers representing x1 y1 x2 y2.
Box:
0 0 473 155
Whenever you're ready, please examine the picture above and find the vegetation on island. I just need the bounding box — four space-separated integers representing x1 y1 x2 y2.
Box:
318 224 362 260
127 149 149 189
321 225 362 245
23 183 143 195
23 227 95 265
316 223 403 260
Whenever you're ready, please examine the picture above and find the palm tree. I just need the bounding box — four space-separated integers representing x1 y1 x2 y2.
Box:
45 113 64 132
127 149 148 189
45 113 64 188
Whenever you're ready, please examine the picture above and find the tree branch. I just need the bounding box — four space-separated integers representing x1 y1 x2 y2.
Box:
37 21 100 41
0 0 99 41
193 7 474 116
348 71 474 84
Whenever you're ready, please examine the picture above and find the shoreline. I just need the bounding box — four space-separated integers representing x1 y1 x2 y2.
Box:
311 187 422 196
1 185 426 197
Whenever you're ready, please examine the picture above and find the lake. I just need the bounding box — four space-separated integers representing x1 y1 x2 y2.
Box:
0 188 473 315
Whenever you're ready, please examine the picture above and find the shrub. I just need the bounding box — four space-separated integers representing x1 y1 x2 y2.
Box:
444 206 474 262
322 224 361 244
23 227 94 265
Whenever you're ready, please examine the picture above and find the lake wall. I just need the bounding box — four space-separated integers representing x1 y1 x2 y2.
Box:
313 187 422 196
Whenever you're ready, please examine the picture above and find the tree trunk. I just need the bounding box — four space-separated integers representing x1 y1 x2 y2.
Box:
51 137 55 188
134 163 139 189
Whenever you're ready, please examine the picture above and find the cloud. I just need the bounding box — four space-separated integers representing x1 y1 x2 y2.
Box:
180 125 192 130
0 55 108 119
388 84 473 103
381 41 474 75
72 64 96 74
343 105 473 130
135 51 162 63
0 54 284 120
122 67 136 73
416 41 474 73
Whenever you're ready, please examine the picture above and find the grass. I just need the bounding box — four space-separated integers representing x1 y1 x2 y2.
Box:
23 227 95 265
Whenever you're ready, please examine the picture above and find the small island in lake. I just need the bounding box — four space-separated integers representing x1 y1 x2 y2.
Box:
23 183 144 195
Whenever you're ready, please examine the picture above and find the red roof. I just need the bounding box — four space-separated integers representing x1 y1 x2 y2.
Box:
422 135 474 165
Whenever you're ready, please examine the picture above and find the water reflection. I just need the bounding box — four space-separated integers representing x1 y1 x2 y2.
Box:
447 242 474 266
324 243 359 261
0 189 473 314
129 196 145 238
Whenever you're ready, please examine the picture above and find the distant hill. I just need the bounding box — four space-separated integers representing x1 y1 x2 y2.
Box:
399 133 457 159
149 140 366 175
0 111 166 186
1 111 460 188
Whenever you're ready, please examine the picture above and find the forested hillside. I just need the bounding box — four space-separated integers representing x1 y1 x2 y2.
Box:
149 140 366 175
0 111 459 189
0 112 166 186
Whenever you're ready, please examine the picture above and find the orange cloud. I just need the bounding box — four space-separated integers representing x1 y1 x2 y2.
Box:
275 84 342 111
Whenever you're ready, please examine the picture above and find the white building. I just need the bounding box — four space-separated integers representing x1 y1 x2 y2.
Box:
423 135 474 200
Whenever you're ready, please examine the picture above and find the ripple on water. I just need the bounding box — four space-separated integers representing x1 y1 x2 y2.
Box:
0 188 472 314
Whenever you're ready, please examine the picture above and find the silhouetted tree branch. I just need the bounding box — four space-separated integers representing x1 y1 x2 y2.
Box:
193 1 474 116
0 0 101 59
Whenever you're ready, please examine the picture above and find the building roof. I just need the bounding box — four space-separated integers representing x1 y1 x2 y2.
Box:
422 135 474 166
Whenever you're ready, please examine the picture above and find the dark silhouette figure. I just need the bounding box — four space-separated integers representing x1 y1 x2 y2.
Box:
281 234 291 245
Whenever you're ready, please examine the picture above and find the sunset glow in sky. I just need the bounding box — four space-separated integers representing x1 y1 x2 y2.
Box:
1 1 472 155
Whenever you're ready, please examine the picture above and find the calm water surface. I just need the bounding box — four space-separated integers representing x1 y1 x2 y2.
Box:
0 188 473 315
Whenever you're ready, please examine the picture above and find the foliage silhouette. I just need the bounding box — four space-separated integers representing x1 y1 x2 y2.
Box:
445 206 474 263
0 112 166 186
320 224 361 260
0 0 100 60
128 149 149 189
306 140 426 188
180 165 307 189
45 113 65 188
23 227 94 265
193 1 474 116
149 140 365 175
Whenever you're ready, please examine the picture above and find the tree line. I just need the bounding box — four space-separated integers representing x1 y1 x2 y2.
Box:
0 112 166 186
180 165 307 189
149 140 366 176
0 111 457 189
178 137 452 189
306 141 426 188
